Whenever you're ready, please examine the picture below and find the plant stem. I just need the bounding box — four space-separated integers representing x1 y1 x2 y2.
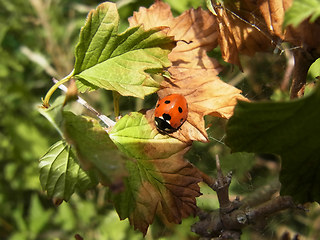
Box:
51 78 116 128
113 91 121 117
290 48 316 99
42 70 74 107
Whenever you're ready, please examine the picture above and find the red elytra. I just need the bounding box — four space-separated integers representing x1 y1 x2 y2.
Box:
154 94 188 133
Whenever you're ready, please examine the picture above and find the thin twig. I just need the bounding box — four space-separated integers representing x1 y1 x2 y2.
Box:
213 155 234 213
228 72 247 86
52 78 116 128
247 196 295 222
281 46 295 91
240 180 281 208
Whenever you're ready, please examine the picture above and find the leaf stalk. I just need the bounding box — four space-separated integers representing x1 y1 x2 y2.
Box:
42 70 74 108
113 91 121 117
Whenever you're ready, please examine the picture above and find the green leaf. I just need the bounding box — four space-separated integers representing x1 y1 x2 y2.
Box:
109 112 201 234
12 204 28 232
10 195 53 240
166 0 205 13
38 95 65 136
109 112 188 160
98 211 142 240
74 2 175 98
206 0 216 15
39 140 98 201
63 111 128 186
226 85 320 203
28 194 53 237
53 202 76 231
284 0 320 27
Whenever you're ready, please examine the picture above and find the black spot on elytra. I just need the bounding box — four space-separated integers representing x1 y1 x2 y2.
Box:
156 104 160 108
180 118 184 123
164 100 171 104
162 113 171 121
178 107 182 113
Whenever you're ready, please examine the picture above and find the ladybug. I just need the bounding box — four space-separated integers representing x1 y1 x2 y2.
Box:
154 94 188 133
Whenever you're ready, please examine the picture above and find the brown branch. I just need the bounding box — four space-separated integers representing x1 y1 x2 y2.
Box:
212 155 236 213
192 194 296 239
193 156 299 239
247 196 294 223
281 47 295 92
290 48 317 99
240 180 280 208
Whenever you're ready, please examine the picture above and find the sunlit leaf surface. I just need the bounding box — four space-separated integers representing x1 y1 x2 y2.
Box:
74 2 175 98
63 111 128 187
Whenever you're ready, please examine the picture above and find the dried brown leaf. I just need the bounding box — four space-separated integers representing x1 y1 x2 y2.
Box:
124 148 202 234
258 0 293 39
211 0 320 68
129 1 221 74
131 1 246 143
155 68 247 142
212 1 276 69
258 0 320 98
168 8 222 75
129 0 174 31
256 0 320 50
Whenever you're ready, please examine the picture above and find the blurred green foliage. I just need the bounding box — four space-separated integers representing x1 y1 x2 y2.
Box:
284 0 320 27
1 0 320 239
0 0 206 239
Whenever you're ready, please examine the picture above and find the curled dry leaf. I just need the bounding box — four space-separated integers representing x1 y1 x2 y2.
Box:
211 0 279 69
130 1 247 142
260 0 320 52
259 0 320 98
258 0 293 39
211 0 320 69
